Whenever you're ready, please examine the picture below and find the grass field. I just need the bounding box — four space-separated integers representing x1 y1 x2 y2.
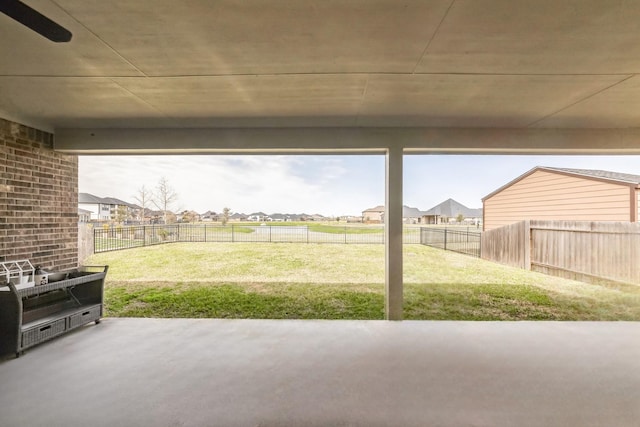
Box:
86 243 640 321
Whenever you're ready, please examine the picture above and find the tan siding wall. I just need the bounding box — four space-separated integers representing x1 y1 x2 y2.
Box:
484 170 632 231
637 190 640 222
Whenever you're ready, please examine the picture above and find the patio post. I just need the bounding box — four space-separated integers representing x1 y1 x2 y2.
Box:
385 146 403 320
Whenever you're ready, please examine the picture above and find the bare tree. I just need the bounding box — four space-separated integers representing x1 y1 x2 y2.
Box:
153 177 179 224
221 207 231 226
134 185 153 224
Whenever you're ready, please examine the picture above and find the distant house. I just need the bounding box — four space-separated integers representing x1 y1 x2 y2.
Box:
269 213 291 222
482 166 640 231
248 212 268 221
421 199 482 225
403 206 424 224
78 193 139 222
230 212 247 221
362 205 385 223
147 210 166 224
78 208 92 223
362 206 468 224
200 210 218 221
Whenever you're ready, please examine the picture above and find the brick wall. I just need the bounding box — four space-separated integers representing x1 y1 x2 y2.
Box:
0 118 78 270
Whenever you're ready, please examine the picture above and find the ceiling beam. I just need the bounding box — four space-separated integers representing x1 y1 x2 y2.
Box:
54 127 640 155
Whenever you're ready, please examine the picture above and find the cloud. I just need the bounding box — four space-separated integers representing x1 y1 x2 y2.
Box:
79 155 381 215
82 153 640 216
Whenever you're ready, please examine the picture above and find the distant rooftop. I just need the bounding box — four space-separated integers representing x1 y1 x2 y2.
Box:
422 199 482 218
78 193 139 208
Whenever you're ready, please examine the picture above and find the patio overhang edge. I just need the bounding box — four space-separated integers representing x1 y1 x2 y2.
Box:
54 127 640 155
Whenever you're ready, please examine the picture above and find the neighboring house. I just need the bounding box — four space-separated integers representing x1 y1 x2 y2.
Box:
102 196 140 222
78 193 139 222
403 206 424 224
78 208 92 223
362 205 385 223
230 212 247 221
146 210 166 224
362 205 470 224
200 210 218 221
482 166 640 231
78 193 111 221
421 199 482 225
269 213 290 222
248 212 268 221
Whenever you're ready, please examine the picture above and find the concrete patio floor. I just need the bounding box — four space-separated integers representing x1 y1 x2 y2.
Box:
0 319 639 427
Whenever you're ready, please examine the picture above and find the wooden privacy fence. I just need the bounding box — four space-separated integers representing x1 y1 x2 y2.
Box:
482 220 640 285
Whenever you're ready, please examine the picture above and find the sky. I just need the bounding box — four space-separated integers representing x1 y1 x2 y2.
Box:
79 154 640 217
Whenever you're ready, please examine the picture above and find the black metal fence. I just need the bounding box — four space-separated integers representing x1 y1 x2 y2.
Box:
93 224 482 256
94 224 423 253
420 227 482 258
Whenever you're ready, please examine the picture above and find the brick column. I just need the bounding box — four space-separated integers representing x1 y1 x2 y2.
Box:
0 118 78 270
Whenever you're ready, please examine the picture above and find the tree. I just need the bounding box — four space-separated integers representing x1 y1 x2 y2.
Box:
456 213 465 224
181 210 198 223
153 177 179 224
221 207 231 226
115 205 128 224
134 185 153 224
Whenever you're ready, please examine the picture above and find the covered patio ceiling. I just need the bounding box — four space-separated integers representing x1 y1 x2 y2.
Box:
2 0 640 153
4 1 640 320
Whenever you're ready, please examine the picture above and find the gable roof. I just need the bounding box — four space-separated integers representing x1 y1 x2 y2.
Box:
363 205 385 213
543 167 640 185
402 206 423 218
78 192 104 204
79 192 139 208
483 166 640 201
423 199 482 218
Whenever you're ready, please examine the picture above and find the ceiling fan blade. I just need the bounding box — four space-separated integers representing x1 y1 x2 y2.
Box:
0 0 72 42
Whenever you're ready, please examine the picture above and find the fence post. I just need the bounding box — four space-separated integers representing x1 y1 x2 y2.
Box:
444 228 448 250
269 225 272 242
306 226 309 244
143 225 146 246
344 226 347 244
232 224 235 243
524 220 532 270
204 224 207 242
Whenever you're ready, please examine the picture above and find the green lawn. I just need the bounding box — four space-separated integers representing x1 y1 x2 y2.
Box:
86 243 640 321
